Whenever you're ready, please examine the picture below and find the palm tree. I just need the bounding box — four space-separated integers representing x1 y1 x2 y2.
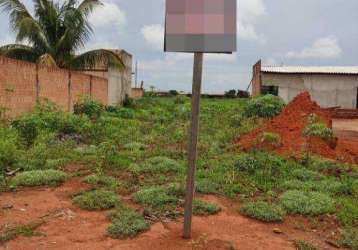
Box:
0 0 124 70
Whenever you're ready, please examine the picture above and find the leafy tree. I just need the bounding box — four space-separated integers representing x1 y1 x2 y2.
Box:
0 0 124 70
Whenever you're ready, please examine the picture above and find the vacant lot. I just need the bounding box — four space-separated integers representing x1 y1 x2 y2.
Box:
0 96 357 250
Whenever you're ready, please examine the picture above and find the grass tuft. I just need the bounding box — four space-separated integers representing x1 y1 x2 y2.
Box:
10 170 67 187
240 201 286 222
192 199 221 216
132 186 178 209
280 190 335 216
294 240 319 250
107 206 149 239
72 189 120 210
83 174 119 190
132 156 183 174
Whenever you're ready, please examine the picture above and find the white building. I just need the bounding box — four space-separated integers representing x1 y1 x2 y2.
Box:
252 60 358 109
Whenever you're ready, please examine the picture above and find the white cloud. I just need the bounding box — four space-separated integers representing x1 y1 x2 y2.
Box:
141 24 164 51
89 1 126 32
286 36 342 59
237 0 266 42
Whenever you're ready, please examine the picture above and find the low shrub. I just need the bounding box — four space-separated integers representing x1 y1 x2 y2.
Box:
244 94 285 118
0 126 21 174
192 199 221 216
132 186 178 210
291 168 322 181
133 156 182 174
240 201 286 222
337 197 358 227
302 122 334 143
107 206 149 239
72 189 119 210
224 89 237 98
257 132 281 147
340 229 358 250
123 142 146 151
10 170 67 187
174 95 189 104
73 96 104 119
83 174 119 190
196 178 219 194
280 190 335 216
294 240 319 250
169 90 178 96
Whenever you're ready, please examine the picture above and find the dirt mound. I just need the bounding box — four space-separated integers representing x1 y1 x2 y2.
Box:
237 92 358 164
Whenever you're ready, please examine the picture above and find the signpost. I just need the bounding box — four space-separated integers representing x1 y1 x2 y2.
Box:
164 0 237 239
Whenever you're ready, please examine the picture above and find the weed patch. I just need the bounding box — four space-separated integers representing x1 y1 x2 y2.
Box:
240 201 286 222
10 170 67 187
72 190 119 210
192 199 221 216
280 190 335 216
107 206 149 239
83 174 119 190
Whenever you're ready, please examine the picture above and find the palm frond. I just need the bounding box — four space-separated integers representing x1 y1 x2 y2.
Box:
67 49 125 70
37 53 57 67
0 0 32 30
0 44 39 62
77 0 102 16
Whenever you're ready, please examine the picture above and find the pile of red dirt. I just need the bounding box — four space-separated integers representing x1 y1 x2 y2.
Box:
236 92 358 164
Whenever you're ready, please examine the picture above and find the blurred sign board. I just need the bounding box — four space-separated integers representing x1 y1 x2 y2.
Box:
164 0 237 53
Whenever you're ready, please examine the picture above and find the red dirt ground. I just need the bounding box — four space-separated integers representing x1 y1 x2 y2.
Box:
0 177 343 250
236 92 358 164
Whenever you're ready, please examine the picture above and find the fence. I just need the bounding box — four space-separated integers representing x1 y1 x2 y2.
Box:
0 56 108 117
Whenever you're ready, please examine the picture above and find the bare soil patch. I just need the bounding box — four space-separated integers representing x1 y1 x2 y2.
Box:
0 178 343 250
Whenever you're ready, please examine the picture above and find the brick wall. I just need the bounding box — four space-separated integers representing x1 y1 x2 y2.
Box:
131 88 144 99
0 56 108 117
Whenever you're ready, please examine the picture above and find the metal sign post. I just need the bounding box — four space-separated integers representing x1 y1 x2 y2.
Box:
183 52 203 239
164 0 237 239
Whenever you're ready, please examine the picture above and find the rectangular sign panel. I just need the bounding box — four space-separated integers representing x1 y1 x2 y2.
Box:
165 0 237 53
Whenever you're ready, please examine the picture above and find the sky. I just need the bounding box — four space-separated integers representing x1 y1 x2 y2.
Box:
0 0 357 94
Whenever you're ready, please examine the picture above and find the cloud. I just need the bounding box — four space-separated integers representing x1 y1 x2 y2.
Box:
237 0 266 42
286 36 342 59
141 24 164 51
84 1 127 51
89 1 126 32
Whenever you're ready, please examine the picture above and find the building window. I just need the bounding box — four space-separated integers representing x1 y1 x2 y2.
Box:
261 86 279 96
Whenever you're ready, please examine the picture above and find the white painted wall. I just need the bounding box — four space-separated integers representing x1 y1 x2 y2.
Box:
262 73 358 108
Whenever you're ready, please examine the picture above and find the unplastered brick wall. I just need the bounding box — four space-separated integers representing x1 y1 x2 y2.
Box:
0 56 108 117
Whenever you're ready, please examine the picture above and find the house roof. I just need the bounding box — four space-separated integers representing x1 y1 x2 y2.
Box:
261 66 358 75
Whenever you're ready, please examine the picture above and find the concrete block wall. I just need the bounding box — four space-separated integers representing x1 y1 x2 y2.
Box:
262 73 358 109
0 56 108 117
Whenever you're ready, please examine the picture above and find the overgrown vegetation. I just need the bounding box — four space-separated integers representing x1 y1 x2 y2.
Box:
10 170 67 187
302 114 334 143
240 201 286 222
72 190 120 210
0 96 357 248
192 199 221 216
244 94 285 118
107 206 149 239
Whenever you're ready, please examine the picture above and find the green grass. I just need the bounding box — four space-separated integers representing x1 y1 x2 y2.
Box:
240 201 286 222
340 229 358 250
0 220 45 243
132 186 179 209
294 240 319 250
72 189 120 210
83 174 119 190
10 170 67 187
192 199 221 216
132 156 183 174
1 96 358 242
107 206 149 239
280 190 335 216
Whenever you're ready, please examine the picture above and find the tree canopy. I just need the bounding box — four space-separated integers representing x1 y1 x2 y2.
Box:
0 0 124 70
